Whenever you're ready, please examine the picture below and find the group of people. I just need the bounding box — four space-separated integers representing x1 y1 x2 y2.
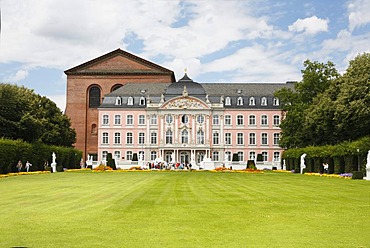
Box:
16 160 32 173
146 161 193 170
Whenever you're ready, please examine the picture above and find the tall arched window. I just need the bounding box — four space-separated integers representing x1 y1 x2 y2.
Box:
249 97 255 106
89 86 101 108
261 97 267 106
181 129 189 144
166 129 173 144
197 130 204 144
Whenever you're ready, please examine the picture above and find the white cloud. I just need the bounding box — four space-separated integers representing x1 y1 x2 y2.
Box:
348 0 370 31
288 16 329 35
6 69 29 82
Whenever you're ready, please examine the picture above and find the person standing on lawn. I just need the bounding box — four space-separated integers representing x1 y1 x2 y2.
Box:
17 160 23 173
25 161 32 172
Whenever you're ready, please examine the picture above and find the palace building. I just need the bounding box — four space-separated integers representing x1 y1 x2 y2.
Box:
65 49 294 169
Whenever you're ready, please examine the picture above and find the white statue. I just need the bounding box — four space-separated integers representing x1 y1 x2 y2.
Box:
283 159 286 170
225 152 229 162
52 152 56 164
366 150 370 169
300 153 307 174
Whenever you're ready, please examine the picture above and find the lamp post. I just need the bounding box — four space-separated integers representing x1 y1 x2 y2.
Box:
357 149 360 171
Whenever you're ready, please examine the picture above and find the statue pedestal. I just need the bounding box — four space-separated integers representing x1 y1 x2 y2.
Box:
51 163 57 173
365 167 370 181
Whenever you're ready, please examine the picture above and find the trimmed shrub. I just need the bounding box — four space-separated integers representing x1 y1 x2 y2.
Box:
232 153 239 162
56 165 64 172
333 156 345 174
132 153 138 162
106 153 116 170
0 138 82 174
352 171 364 179
247 160 256 170
344 155 356 173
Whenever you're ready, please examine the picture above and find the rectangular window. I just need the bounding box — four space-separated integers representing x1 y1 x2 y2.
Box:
151 151 157 161
237 133 244 145
102 151 108 161
249 151 256 160
225 115 231 125
273 115 280 126
225 133 231 145
249 133 256 145
225 151 231 161
237 115 244 125
213 132 219 145
102 114 109 125
238 152 244 162
274 133 280 145
212 151 219 161
166 130 173 144
126 115 133 125
114 151 120 160
126 133 133 144
139 115 145 125
138 132 145 144
114 115 121 125
151 114 157 125
114 132 121 144
274 152 280 162
261 115 268 126
262 133 268 145
262 151 268 161
126 151 133 160
151 132 157 145
249 115 256 126
213 115 219 125
102 132 109 144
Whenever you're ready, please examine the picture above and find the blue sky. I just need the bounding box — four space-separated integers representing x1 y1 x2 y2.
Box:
1 0 370 111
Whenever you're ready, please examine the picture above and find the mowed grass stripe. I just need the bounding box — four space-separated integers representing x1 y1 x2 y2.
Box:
0 171 369 248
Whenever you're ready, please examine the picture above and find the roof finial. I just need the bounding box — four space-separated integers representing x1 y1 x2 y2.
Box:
184 68 187 74
182 85 188 97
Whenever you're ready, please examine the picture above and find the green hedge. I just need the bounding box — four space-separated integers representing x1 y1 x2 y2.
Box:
0 138 82 174
282 136 370 174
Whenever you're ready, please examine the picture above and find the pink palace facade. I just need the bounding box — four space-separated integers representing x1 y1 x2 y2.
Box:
97 73 294 169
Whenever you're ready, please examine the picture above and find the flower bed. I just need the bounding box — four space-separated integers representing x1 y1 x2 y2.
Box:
305 172 352 179
0 171 51 179
92 165 113 172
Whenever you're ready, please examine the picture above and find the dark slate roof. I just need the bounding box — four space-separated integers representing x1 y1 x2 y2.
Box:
165 73 206 98
99 74 296 109
105 83 170 96
202 82 295 96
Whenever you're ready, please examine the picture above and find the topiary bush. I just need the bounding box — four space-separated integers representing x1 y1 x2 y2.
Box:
352 171 363 179
247 160 256 170
106 153 116 170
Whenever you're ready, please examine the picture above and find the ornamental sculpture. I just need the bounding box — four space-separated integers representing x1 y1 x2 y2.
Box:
165 98 204 109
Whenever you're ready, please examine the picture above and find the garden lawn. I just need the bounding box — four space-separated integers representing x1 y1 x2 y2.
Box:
0 171 369 248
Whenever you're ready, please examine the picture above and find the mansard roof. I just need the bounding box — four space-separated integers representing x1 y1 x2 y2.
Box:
165 73 206 97
64 48 175 81
202 82 295 96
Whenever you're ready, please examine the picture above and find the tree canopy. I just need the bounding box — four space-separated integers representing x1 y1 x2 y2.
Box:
0 83 76 146
275 53 370 149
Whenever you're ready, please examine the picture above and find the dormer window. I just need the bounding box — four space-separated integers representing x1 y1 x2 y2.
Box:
115 97 122 105
249 97 255 106
237 97 243 106
139 97 146 106
225 97 231 106
261 97 267 106
127 96 133 105
273 97 279 106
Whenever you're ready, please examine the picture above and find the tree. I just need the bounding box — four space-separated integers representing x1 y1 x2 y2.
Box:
332 53 370 141
0 83 76 146
275 60 339 148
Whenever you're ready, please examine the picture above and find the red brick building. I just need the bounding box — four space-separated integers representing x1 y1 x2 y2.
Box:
65 49 175 160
